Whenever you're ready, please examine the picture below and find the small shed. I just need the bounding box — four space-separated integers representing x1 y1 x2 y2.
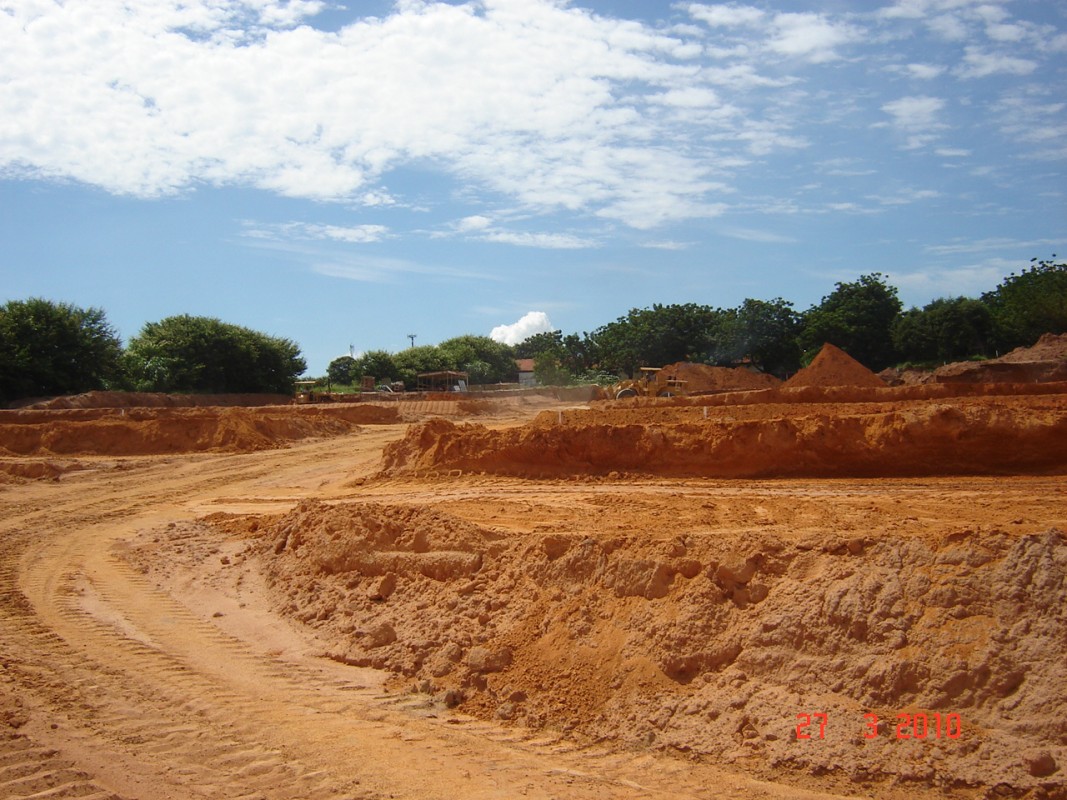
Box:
416 371 469 392
516 358 536 387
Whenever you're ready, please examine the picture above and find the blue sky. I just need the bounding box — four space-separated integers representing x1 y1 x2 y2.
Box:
2 0 1065 375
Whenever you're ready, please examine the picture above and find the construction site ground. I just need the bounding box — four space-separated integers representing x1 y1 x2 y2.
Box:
0 373 1064 799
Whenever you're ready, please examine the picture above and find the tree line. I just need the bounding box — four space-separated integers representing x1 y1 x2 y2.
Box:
0 309 304 404
330 257 1065 388
2 257 1063 404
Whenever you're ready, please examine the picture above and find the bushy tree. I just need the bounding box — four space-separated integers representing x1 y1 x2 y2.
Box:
0 298 124 403
354 350 400 386
326 355 357 385
717 298 802 376
514 330 564 359
591 303 723 376
125 315 306 394
437 335 517 384
800 273 902 371
392 345 449 387
981 257 1067 351
892 297 994 364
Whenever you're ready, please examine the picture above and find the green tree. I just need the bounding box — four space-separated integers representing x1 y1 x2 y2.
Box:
717 298 801 377
800 273 902 370
326 355 357 385
532 352 574 386
125 315 306 394
0 298 124 404
591 303 723 375
353 350 400 386
437 335 517 384
392 345 448 387
514 330 564 360
892 297 994 364
981 257 1067 351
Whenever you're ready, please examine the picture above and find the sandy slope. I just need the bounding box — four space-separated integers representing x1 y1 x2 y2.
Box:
0 388 1064 799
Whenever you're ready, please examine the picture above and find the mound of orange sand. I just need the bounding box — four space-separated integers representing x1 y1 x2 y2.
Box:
785 344 886 389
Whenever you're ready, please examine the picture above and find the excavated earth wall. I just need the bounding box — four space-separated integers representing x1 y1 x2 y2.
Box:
0 403 400 456
253 500 1067 797
380 390 1067 479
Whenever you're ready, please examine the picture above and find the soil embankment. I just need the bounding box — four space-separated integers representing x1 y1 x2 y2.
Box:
381 390 1067 478
231 493 1066 797
0 404 400 456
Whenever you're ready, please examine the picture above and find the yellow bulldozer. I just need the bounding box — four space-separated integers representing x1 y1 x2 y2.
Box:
608 367 687 400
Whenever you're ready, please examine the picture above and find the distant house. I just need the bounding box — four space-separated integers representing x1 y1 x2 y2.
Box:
516 358 536 387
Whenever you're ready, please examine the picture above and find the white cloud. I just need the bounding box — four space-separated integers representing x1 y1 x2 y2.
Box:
867 187 941 205
956 47 1038 78
894 63 946 80
0 0 730 228
881 95 947 130
718 226 798 243
641 240 691 250
490 311 554 345
766 12 860 63
242 221 390 243
455 215 493 233
686 4 765 28
481 230 598 249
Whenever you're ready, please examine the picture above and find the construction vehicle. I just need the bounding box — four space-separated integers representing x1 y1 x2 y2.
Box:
608 367 687 400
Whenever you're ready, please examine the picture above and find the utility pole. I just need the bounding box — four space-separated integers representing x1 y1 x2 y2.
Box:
407 334 417 349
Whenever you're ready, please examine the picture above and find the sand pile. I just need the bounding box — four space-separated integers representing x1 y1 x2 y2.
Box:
251 500 1067 796
785 344 886 389
656 362 780 393
16 391 294 409
379 394 1067 479
999 332 1067 363
934 333 1067 385
0 404 400 456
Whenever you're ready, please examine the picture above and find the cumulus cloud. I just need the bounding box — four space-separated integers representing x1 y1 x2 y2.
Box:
766 12 859 63
686 4 765 28
1 0 1062 236
955 47 1038 78
882 95 947 130
490 311 554 345
0 0 733 228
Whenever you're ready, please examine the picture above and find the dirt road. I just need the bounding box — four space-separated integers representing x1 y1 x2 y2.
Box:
1 423 880 800
0 396 1063 799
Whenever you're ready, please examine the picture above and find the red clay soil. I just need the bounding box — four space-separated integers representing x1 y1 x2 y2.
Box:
656 362 781 393
225 497 1066 797
0 404 400 456
14 390 295 409
785 343 886 389
380 391 1067 479
881 334 1067 386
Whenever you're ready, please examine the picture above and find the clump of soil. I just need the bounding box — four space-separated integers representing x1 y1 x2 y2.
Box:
785 344 886 389
999 332 1067 363
657 362 780 393
254 499 1067 796
15 391 294 409
0 404 400 456
881 334 1067 386
379 394 1067 478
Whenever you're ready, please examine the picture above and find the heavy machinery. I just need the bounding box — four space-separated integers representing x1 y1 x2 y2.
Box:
609 367 686 400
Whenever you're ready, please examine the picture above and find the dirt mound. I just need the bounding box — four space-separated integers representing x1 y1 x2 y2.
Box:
380 394 1067 479
0 404 400 456
252 500 1067 796
657 362 780 393
17 391 294 409
999 332 1067 363
785 344 886 389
